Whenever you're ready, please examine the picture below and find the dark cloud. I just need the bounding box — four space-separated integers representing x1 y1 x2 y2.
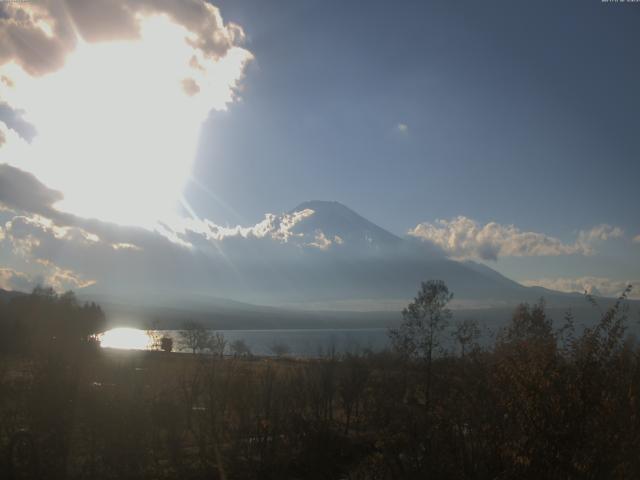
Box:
0 164 63 216
0 3 72 76
0 0 245 77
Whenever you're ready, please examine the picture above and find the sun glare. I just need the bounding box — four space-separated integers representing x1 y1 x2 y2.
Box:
0 14 251 227
100 327 152 350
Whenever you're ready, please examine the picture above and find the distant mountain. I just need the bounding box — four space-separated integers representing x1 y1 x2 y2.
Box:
162 201 598 309
461 260 523 290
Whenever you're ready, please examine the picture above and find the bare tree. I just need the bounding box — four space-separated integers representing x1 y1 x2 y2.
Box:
452 318 481 357
178 321 211 355
389 280 453 408
339 353 369 433
209 332 227 357
229 339 251 357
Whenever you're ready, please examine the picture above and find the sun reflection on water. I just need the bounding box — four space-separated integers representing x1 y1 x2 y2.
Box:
100 328 152 350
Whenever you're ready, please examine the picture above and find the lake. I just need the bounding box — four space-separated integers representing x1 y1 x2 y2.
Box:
100 327 391 357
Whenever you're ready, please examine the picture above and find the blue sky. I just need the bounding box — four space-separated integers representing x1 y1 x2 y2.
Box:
182 0 640 287
190 0 639 232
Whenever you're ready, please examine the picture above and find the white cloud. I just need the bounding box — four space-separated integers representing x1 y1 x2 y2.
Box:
408 216 624 261
306 231 339 251
173 208 316 244
521 277 639 300
577 224 624 245
172 208 353 253
252 209 315 242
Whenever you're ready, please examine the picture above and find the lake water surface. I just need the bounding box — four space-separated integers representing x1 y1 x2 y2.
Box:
100 328 391 357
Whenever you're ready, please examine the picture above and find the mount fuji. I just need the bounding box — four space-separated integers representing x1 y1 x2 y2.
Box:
165 200 582 308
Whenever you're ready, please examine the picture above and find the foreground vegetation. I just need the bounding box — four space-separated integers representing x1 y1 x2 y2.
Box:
0 284 639 479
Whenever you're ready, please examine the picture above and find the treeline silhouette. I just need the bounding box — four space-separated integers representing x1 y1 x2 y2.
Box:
0 286 105 355
0 282 639 479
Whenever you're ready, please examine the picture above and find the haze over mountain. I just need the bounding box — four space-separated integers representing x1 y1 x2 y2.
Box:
1 197 635 331
71 200 603 311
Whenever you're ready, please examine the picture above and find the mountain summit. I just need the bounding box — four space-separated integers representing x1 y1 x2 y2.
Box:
288 201 402 254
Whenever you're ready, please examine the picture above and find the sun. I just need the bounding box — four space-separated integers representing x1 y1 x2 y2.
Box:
0 14 251 228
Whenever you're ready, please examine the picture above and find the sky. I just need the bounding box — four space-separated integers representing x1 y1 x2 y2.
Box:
191 0 640 230
187 0 640 293
0 0 638 302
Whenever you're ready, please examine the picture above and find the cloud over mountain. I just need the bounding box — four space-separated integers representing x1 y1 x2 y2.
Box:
408 216 623 261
